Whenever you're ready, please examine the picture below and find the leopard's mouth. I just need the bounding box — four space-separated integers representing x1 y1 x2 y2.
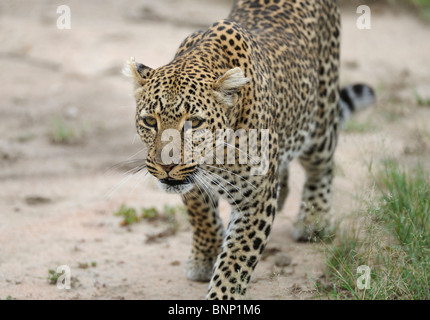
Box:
158 177 194 194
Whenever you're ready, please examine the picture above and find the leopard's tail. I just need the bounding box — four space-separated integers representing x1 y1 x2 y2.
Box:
339 84 375 122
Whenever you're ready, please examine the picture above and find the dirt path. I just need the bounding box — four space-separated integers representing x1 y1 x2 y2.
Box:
1 0 429 299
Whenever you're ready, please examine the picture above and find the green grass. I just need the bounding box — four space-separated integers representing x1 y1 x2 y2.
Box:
344 119 377 134
49 116 86 145
17 132 35 143
47 269 60 285
114 204 185 227
387 0 430 19
317 161 430 299
374 161 429 255
78 261 97 269
141 207 159 219
404 0 430 19
414 91 430 106
341 0 430 20
114 205 140 226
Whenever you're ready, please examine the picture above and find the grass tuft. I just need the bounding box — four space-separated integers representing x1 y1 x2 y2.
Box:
318 161 430 299
114 205 140 226
47 269 60 285
114 204 185 228
49 116 86 145
414 91 430 107
344 119 377 134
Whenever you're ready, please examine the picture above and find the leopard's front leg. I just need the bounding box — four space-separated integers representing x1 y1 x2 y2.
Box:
182 190 225 282
206 180 277 300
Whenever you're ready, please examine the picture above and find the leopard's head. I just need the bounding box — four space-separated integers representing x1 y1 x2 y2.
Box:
123 58 249 194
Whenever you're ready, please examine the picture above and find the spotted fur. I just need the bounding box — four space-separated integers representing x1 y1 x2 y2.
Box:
124 0 374 299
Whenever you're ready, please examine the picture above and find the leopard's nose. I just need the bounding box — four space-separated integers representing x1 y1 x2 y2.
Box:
156 162 177 173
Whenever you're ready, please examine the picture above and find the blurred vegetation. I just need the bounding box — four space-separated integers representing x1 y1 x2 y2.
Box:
49 116 87 145
114 203 185 227
390 0 430 19
340 0 430 20
343 118 378 134
316 161 430 299
47 269 60 285
415 91 430 106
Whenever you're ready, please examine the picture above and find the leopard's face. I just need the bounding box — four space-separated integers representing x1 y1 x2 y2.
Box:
125 59 248 194
136 79 215 194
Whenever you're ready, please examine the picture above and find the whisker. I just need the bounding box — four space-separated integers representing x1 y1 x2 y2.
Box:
203 169 251 203
119 163 146 176
129 171 151 196
198 168 243 216
104 173 135 199
105 158 147 175
103 156 149 199
190 172 210 207
223 142 259 165
132 133 140 145
125 147 148 161
193 171 218 209
210 154 258 189
181 191 189 203
204 163 257 190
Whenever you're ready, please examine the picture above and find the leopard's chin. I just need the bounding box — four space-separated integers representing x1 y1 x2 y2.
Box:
158 178 194 194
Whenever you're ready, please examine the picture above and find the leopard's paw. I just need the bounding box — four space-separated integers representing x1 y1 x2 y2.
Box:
292 220 335 242
185 257 214 282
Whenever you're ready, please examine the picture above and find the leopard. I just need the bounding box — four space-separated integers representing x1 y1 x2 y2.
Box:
123 0 375 299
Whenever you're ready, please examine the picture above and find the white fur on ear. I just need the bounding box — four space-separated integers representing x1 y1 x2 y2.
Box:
122 57 136 78
213 67 249 106
122 57 152 87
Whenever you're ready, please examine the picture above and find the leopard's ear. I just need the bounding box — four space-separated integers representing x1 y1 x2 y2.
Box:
213 67 249 106
122 57 153 87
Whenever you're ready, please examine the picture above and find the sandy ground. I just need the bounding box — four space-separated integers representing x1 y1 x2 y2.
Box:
1 0 429 300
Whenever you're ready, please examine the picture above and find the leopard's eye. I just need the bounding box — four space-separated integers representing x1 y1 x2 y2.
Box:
189 117 205 129
143 116 157 129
